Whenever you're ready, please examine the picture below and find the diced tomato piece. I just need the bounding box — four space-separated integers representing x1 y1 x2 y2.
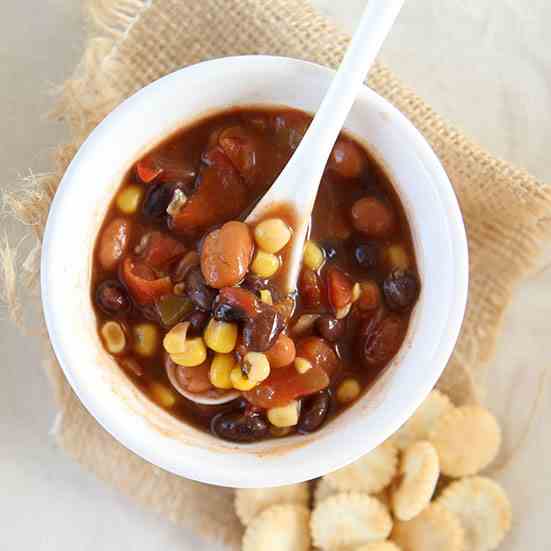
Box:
218 126 257 177
326 266 353 311
215 287 261 319
170 147 249 235
298 268 324 309
121 257 172 305
140 231 186 268
136 157 163 184
295 336 340 378
245 364 329 408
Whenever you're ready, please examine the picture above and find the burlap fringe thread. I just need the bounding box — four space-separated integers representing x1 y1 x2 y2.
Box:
2 0 551 548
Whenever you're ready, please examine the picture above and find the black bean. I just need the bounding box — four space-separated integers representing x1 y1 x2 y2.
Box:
185 267 217 311
242 307 284 352
186 310 210 334
383 270 419 312
214 302 248 323
95 280 131 316
241 274 281 302
315 315 345 343
320 240 338 261
354 241 379 269
297 390 331 433
142 183 174 221
211 411 269 443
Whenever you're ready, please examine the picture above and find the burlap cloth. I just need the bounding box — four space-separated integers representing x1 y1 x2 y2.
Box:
3 0 551 548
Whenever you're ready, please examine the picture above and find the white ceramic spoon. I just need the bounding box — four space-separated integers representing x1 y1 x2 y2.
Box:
246 0 405 293
169 0 404 406
165 353 240 405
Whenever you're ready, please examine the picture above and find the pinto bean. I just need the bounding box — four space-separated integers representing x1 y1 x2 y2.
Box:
98 217 131 270
200 221 254 288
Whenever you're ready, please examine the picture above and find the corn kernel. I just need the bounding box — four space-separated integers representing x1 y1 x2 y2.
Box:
242 352 271 383
267 400 299 427
163 322 190 354
133 323 159 357
303 240 324 271
251 250 280 278
100 321 126 354
116 185 144 214
150 382 176 408
171 337 207 367
351 282 361 303
209 353 235 389
335 303 352 320
260 289 273 305
336 378 361 404
386 244 410 270
230 366 257 391
204 318 238 353
254 218 292 253
294 357 313 374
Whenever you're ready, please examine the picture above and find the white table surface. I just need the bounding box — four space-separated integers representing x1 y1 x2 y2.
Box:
1 1 550 549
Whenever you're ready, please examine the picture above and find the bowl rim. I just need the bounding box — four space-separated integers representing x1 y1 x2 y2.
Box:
41 55 469 487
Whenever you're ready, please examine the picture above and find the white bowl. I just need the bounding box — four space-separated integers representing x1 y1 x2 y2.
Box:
41 55 468 488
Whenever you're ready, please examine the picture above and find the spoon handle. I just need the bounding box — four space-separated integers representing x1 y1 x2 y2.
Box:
288 0 405 207
247 0 404 291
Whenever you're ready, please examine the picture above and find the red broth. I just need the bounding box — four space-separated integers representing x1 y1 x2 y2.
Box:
91 107 420 442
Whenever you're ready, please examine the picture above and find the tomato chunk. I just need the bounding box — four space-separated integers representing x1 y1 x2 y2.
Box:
170 147 249 235
136 157 163 184
295 336 340 377
121 257 172 305
298 268 324 309
326 266 353 311
245 364 329 408
140 231 186 268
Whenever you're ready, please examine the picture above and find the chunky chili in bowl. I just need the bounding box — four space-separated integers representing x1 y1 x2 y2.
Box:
92 107 420 443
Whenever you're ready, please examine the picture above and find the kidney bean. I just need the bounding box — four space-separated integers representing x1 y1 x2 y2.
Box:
242 307 284 352
211 411 269 443
359 314 406 367
297 390 331 433
200 221 254 289
185 267 217 311
142 182 174 221
383 270 420 312
315 315 345 343
351 197 395 237
96 280 131 315
98 217 131 270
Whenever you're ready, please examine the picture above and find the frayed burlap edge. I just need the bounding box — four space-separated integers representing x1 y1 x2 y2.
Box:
2 0 551 548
